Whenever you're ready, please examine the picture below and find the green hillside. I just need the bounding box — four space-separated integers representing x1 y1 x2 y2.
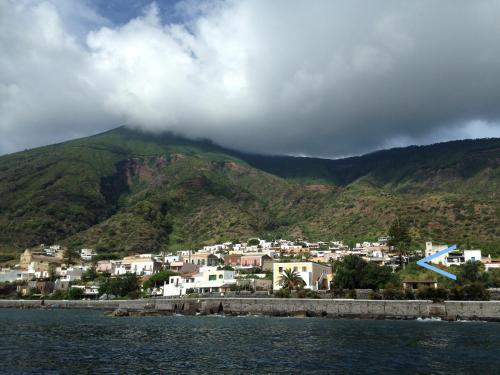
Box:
1 127 499 258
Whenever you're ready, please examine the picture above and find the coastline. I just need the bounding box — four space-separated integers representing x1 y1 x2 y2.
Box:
1 298 499 322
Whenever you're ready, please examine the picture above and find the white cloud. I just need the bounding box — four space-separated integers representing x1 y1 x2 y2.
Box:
1 0 500 157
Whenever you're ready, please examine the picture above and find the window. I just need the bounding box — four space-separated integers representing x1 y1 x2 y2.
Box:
302 266 307 272
293 266 298 272
219 275 223 279
278 267 283 273
209 275 217 281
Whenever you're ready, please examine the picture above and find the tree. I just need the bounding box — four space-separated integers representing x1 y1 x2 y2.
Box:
279 269 305 290
388 217 412 267
488 269 500 288
248 238 260 246
64 247 79 265
334 255 366 290
67 287 84 300
334 255 394 290
457 261 488 285
48 263 57 282
81 266 98 282
142 271 178 290
99 273 140 298
361 262 394 290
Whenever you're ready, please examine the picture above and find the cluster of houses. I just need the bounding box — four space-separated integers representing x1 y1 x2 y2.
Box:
0 238 498 299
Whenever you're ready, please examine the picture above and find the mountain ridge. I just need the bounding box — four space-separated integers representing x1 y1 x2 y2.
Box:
1 127 499 258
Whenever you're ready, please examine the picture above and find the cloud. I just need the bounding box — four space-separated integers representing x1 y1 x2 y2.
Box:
1 0 500 157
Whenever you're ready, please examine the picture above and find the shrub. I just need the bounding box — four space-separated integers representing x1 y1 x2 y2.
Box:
403 289 415 300
99 273 140 298
347 289 357 299
416 286 449 302
448 282 490 301
81 267 98 282
382 286 404 300
295 289 320 298
49 290 67 299
67 287 84 300
274 289 291 298
307 290 321 299
369 290 382 300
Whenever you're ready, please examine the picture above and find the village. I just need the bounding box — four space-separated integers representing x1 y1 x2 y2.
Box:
1 236 499 301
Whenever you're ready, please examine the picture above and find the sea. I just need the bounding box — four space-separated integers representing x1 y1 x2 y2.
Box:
0 309 499 374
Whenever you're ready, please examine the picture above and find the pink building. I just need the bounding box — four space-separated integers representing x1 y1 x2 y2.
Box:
240 254 272 268
96 260 113 273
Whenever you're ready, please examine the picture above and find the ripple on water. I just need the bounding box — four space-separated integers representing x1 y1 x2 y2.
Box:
0 309 499 374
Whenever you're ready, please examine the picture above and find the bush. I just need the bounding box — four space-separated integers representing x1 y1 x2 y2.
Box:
99 273 140 298
67 287 84 300
296 289 320 299
487 269 500 288
81 267 98 282
307 290 320 299
450 282 490 301
274 289 291 298
347 289 357 299
382 286 404 300
369 290 382 300
457 261 488 284
416 286 449 302
49 290 67 299
403 289 415 300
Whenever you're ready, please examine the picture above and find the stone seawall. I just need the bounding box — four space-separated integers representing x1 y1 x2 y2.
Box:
1 299 499 321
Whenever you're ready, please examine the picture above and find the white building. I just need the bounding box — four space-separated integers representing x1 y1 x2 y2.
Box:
0 268 22 283
446 250 482 267
425 242 482 267
163 267 236 296
162 275 196 297
163 254 179 264
59 266 88 282
80 249 96 261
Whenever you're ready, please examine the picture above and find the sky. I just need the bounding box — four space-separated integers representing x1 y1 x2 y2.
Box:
1 0 500 158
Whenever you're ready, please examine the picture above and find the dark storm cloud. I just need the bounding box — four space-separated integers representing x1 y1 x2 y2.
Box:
1 0 500 157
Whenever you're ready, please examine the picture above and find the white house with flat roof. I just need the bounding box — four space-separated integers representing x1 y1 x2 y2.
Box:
163 267 236 296
425 242 482 267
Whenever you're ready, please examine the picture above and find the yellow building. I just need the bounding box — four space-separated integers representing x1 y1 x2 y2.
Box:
273 262 332 291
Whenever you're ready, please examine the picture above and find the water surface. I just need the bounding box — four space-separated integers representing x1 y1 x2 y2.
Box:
0 309 499 374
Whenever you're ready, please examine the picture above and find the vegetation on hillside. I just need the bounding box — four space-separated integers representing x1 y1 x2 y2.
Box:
0 127 499 257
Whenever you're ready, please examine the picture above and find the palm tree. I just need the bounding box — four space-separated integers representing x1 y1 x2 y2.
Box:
280 269 306 290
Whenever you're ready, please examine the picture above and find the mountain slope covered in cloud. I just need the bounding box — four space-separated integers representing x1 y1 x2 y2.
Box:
2 0 500 157
0 127 499 259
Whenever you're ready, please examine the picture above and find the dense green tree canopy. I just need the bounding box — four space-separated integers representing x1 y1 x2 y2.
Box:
334 255 394 290
142 271 179 290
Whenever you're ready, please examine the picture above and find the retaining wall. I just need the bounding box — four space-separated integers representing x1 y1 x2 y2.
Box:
1 299 499 321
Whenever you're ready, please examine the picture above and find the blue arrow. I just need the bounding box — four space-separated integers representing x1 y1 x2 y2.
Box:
416 244 457 280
